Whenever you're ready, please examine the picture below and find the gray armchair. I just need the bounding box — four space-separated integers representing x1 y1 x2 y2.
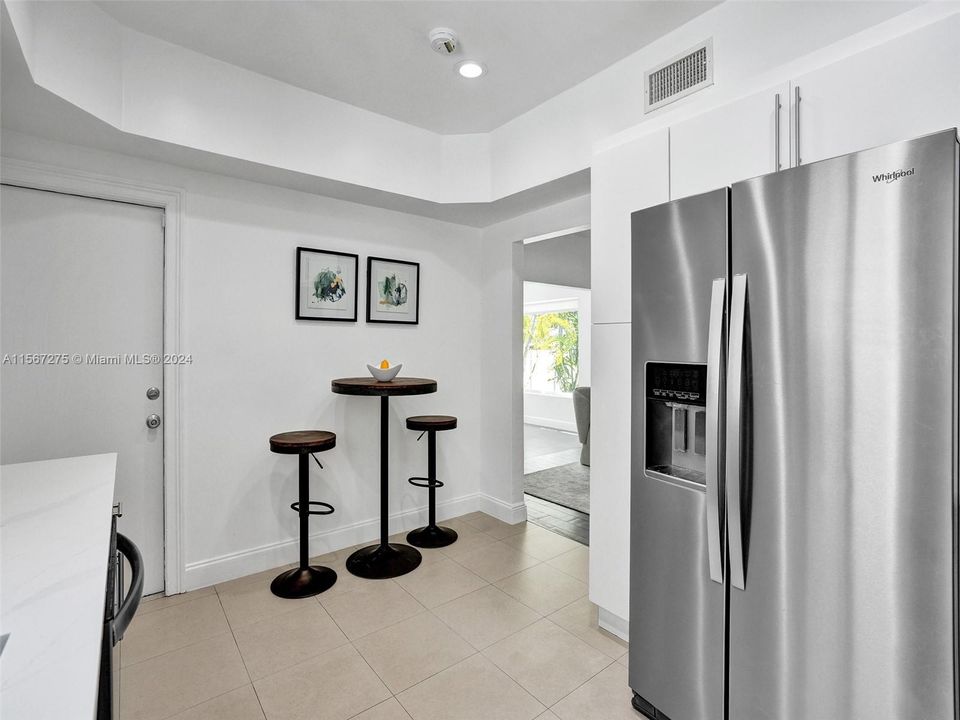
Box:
572 386 590 466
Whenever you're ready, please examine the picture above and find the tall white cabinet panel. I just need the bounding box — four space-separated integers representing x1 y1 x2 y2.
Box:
589 321 633 623
793 13 960 166
670 84 790 200
591 129 669 325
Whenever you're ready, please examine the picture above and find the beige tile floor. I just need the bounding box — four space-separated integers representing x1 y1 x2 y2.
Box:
122 512 635 720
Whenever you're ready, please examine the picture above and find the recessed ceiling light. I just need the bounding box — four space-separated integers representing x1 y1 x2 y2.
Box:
456 60 486 79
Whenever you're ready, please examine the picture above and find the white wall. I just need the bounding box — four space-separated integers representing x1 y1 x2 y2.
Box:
522 281 592 432
522 393 574 434
1 131 487 591
522 231 590 289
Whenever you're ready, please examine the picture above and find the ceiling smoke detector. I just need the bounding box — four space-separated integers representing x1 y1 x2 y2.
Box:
429 28 458 55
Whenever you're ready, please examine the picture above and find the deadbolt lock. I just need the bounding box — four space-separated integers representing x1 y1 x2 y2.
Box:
146 386 160 400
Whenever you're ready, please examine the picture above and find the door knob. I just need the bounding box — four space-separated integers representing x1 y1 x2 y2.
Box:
146 387 160 400
146 414 162 429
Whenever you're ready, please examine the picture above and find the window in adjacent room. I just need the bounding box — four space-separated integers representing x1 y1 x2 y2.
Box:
522 302 580 395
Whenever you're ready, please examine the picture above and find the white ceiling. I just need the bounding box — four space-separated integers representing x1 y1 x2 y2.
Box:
94 0 718 134
0 8 589 228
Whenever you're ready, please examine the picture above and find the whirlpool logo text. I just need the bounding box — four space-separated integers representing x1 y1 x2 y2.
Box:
872 167 915 184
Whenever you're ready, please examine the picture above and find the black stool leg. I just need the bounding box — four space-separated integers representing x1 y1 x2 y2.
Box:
407 431 458 548
270 453 337 598
299 453 310 568
427 430 437 528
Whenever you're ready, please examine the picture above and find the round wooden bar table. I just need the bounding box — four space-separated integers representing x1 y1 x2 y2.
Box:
331 377 437 579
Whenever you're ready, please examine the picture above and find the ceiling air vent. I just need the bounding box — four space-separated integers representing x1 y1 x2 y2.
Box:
644 39 713 113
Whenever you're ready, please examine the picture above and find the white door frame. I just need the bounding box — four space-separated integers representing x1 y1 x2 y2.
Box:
1 157 185 595
516 223 590 497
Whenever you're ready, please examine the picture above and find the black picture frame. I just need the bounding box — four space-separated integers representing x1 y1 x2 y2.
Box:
296 247 359 322
366 256 420 325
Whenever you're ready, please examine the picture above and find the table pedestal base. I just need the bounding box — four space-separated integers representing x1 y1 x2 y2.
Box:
346 542 422 579
270 566 337 599
407 525 458 549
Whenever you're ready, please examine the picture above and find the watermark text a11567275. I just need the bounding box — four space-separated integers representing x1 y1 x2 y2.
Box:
2 353 193 366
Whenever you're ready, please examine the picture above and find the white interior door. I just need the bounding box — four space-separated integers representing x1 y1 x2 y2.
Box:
1 185 165 594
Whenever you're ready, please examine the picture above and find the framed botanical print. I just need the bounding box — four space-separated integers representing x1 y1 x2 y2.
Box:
366 256 420 325
296 247 359 322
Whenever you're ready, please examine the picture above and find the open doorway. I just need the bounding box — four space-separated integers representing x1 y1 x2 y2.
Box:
520 229 591 545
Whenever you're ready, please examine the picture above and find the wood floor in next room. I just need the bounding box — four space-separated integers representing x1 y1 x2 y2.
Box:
120 512 634 720
523 424 590 545
525 494 590 546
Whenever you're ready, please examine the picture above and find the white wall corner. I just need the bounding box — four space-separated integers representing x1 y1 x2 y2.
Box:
3 0 37 71
441 133 493 202
7 0 124 125
477 493 528 525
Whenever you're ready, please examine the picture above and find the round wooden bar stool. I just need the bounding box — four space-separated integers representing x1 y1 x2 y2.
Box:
405 415 459 548
268 430 338 598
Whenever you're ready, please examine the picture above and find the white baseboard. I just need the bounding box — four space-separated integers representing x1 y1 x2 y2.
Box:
182 491 526 591
524 415 578 433
476 492 528 525
183 492 483 590
598 607 630 642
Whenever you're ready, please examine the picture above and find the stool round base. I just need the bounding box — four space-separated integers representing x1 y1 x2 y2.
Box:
346 542 422 579
270 565 337 599
406 525 458 549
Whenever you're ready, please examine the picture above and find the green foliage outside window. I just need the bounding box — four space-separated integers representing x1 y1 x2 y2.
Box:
523 311 579 393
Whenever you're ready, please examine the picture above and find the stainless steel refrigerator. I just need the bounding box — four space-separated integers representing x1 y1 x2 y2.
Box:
628 129 959 720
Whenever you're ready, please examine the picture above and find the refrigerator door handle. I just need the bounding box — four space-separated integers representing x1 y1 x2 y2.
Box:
726 273 748 590
794 85 802 166
774 93 782 171
705 277 726 584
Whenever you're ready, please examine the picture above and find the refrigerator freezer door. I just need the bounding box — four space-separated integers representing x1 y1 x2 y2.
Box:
629 188 727 720
728 130 958 719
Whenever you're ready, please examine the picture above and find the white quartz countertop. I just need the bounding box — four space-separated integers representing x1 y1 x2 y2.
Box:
1 453 118 720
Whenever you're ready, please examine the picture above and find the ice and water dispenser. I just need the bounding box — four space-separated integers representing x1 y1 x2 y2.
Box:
645 362 708 485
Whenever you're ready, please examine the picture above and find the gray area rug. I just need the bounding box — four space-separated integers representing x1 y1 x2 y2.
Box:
523 461 590 514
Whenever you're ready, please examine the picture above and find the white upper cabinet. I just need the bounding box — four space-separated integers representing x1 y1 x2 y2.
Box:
671 83 791 200
591 129 670 325
792 14 960 167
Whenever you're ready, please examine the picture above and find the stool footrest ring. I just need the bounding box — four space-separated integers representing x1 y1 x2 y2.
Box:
408 476 444 489
290 500 335 515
